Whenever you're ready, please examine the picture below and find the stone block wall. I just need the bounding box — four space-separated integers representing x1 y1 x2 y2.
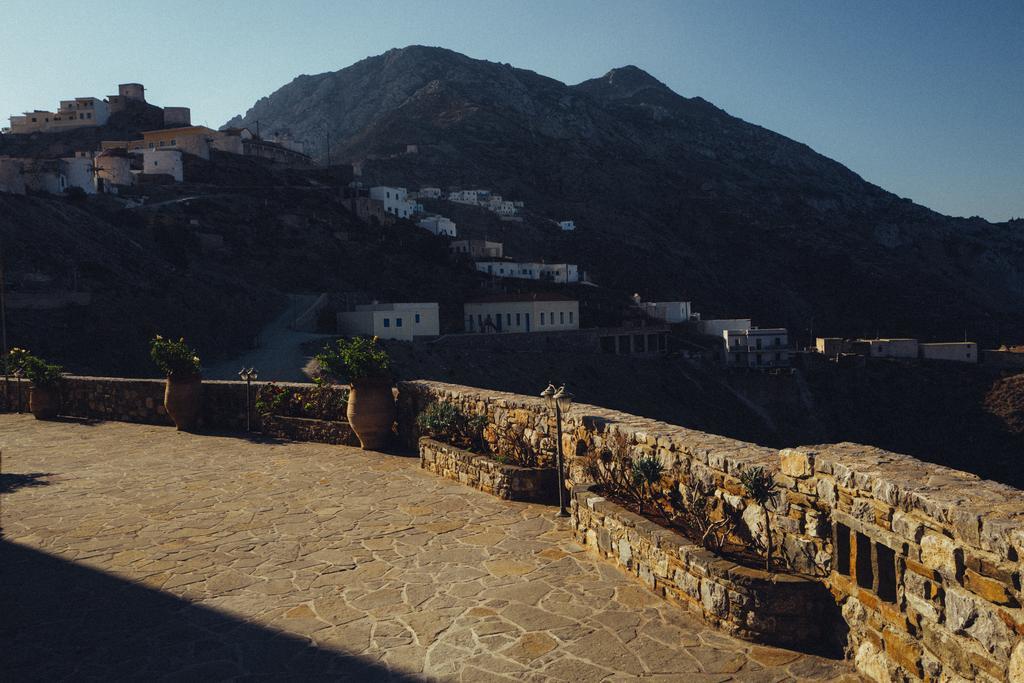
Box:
396 380 1024 682
419 437 556 502
572 483 837 649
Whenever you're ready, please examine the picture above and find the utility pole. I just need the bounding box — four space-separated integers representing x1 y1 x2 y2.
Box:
0 236 7 359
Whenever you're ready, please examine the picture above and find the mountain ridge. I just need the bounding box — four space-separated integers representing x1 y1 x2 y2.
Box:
224 45 1024 345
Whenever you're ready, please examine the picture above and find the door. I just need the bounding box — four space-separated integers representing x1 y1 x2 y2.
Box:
525 313 530 332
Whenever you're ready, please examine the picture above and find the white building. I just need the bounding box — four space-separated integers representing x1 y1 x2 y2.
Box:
640 301 693 323
464 293 579 334
854 338 920 359
448 189 490 205
419 187 442 199
920 342 977 363
94 150 136 190
416 215 457 237
142 149 183 182
369 186 417 219
61 154 97 195
0 158 26 195
337 303 439 341
475 260 580 284
558 220 576 232
484 196 517 216
698 319 752 338
723 328 791 367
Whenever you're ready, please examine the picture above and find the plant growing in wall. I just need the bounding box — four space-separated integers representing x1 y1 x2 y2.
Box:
150 335 202 431
631 455 664 515
739 466 780 571
417 402 488 453
256 383 349 421
667 480 736 552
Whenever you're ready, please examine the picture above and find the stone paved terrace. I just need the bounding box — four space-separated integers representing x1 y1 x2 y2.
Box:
0 415 861 681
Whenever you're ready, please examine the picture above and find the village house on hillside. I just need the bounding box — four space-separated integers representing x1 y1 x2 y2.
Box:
464 293 579 333
449 239 503 259
723 327 791 367
337 302 440 341
416 215 457 237
475 260 581 284
369 186 417 219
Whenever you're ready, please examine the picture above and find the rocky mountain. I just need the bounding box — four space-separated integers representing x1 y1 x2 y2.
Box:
226 46 1024 345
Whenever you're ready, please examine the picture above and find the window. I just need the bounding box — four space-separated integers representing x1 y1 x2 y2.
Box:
148 143 155 149
559 312 565 324
540 313 545 325
876 543 897 602
170 139 176 146
775 352 782 361
835 523 851 575
569 312 574 324
855 532 873 589
515 313 521 326
396 318 403 327
415 314 421 324
507 314 511 326
383 319 390 328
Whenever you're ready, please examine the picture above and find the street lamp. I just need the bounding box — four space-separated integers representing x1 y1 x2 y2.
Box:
13 367 24 414
541 382 573 517
238 367 259 432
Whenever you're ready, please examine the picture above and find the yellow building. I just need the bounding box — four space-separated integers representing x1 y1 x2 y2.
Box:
128 126 216 159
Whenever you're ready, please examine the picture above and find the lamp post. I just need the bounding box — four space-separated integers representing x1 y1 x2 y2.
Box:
541 382 573 518
238 367 258 432
13 367 24 414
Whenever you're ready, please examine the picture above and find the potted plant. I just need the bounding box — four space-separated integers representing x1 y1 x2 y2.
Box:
8 348 63 420
150 335 202 431
315 336 393 449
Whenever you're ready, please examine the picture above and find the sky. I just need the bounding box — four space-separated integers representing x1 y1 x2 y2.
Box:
1 0 1021 221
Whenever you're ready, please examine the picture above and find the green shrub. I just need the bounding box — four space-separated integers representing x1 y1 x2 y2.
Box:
739 466 780 571
150 336 201 378
256 382 349 420
417 402 487 453
315 336 390 384
6 348 64 388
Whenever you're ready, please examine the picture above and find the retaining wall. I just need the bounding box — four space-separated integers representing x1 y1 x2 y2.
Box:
397 380 1024 683
419 436 556 502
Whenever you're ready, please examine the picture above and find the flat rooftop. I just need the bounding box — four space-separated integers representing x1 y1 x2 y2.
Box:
0 415 858 680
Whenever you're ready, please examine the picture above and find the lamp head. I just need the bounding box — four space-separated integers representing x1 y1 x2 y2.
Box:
540 383 557 409
553 385 573 411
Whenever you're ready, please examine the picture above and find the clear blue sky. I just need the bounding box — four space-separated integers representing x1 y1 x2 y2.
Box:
2 0 1021 221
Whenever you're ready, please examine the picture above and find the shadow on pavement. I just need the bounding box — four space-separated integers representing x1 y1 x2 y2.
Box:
0 540 420 681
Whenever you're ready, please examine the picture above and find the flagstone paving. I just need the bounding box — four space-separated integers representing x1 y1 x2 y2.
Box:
0 414 861 681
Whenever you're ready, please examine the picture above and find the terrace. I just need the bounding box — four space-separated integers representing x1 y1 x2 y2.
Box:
0 414 859 681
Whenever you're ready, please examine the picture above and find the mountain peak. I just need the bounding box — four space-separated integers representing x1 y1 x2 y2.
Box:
572 64 672 100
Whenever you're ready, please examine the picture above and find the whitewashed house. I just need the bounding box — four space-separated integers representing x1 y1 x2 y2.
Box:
723 328 791 367
61 154 97 194
448 189 490 205
9 97 110 134
920 342 977 363
485 197 518 216
369 186 417 219
142 149 183 182
640 301 693 323
698 319 752 338
854 338 920 359
337 303 439 341
419 187 442 199
417 215 457 237
558 220 576 232
464 293 579 333
475 260 580 284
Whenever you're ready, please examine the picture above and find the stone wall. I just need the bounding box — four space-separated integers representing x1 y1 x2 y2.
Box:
419 437 556 502
396 380 1024 683
0 376 348 437
572 483 838 649
260 415 357 446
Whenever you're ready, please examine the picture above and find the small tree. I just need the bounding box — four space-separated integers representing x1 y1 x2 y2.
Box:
739 466 780 571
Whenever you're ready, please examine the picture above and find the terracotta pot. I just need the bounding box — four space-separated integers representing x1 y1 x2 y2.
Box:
165 375 202 431
346 377 395 450
29 385 60 420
